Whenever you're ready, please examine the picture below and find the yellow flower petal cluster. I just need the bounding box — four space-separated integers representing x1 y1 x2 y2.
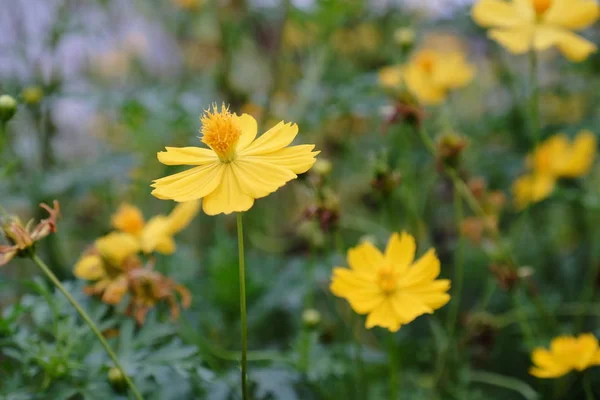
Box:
151 104 319 215
330 233 451 332
530 333 600 378
111 200 199 254
513 130 596 208
472 0 599 61
378 49 475 105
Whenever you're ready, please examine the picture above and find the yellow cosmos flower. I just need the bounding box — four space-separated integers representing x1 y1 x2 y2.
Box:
73 232 140 304
151 104 319 215
403 49 475 105
530 333 600 378
512 130 597 208
111 200 199 254
378 65 404 89
472 0 599 62
330 233 451 332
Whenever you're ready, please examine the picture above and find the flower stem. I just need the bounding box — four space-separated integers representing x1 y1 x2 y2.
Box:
31 254 143 400
529 50 540 147
237 213 249 400
584 373 595 400
447 193 464 338
387 333 398 400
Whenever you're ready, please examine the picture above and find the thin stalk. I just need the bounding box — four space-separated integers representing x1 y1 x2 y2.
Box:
31 255 143 400
447 194 465 338
575 209 600 331
237 213 249 400
387 333 398 400
352 313 365 398
584 374 595 400
529 50 540 147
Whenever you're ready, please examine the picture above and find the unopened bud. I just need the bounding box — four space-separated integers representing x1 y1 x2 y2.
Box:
393 28 415 47
108 367 127 392
302 308 321 329
0 95 17 123
313 159 332 176
22 86 44 105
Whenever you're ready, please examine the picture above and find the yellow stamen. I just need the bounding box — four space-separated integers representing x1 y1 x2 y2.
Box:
416 51 437 74
376 263 400 293
200 103 241 162
532 0 552 15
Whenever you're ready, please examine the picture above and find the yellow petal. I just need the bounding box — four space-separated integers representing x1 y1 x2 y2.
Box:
378 65 403 88
95 232 140 265
488 26 533 54
151 162 224 202
512 174 555 210
544 0 599 30
575 333 600 370
157 146 218 166
111 203 145 234
240 121 299 156
390 291 433 324
330 268 383 314
202 165 254 215
73 255 106 280
140 216 170 253
165 200 200 234
230 157 298 199
404 63 447 105
560 130 597 177
404 280 452 309
235 113 258 151
400 249 441 286
246 145 319 174
534 26 597 61
365 299 401 332
102 276 129 305
431 53 475 89
471 0 531 27
384 232 416 273
154 235 176 255
529 348 572 378
348 242 385 273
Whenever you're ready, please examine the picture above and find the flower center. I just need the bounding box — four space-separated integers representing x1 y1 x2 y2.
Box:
532 0 551 16
376 263 400 293
416 51 436 74
200 103 241 162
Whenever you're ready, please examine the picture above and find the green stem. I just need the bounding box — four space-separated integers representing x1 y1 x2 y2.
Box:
447 193 465 338
352 314 365 398
511 290 536 349
584 374 595 400
237 213 249 400
387 333 398 400
529 50 540 147
31 255 143 400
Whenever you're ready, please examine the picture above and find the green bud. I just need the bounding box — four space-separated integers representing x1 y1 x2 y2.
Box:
0 95 17 123
108 367 127 392
302 308 321 329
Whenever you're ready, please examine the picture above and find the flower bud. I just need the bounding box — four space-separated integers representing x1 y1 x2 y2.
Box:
393 28 415 47
108 367 127 392
313 159 332 177
0 95 17 123
21 86 44 105
302 308 321 329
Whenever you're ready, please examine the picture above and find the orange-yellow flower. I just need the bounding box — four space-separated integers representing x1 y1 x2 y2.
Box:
530 333 600 378
330 233 451 332
111 200 199 254
512 130 596 208
379 49 475 105
472 0 599 62
151 104 319 215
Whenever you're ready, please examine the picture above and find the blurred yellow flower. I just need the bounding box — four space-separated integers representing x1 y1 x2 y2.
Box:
151 104 319 215
530 333 600 378
472 0 599 62
330 232 451 332
111 201 199 254
512 130 597 208
378 65 404 89
74 232 140 305
403 49 475 105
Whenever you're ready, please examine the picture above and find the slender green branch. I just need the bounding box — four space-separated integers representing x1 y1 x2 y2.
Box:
447 194 465 338
528 50 540 147
31 255 143 400
236 213 249 400
469 370 540 400
387 333 398 400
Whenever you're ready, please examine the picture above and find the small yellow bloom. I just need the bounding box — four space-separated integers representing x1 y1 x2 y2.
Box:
472 0 599 62
111 201 199 254
151 104 319 215
530 333 600 378
330 232 451 332
403 49 475 105
378 65 404 89
513 130 596 208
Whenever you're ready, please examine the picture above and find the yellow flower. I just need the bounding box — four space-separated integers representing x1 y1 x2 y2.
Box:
73 232 141 305
330 233 451 332
403 49 475 105
151 104 319 215
378 65 404 89
513 130 597 208
472 0 599 62
530 333 600 378
111 201 199 254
